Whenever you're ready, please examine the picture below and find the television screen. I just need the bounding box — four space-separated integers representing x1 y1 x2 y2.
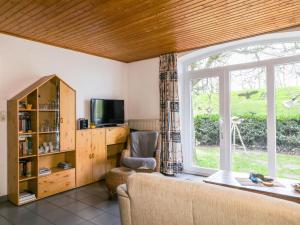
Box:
90 99 124 126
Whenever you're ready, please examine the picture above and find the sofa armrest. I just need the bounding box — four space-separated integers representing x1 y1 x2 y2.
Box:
117 184 131 225
117 184 128 198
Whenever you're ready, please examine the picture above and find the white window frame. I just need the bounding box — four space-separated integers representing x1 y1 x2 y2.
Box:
179 31 300 176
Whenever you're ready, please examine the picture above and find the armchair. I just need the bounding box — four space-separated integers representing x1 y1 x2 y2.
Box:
121 131 161 173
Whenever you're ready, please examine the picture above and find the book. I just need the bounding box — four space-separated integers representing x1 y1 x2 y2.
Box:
19 191 36 204
19 112 32 132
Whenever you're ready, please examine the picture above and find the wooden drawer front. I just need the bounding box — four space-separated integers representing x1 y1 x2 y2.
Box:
106 127 128 145
38 169 75 198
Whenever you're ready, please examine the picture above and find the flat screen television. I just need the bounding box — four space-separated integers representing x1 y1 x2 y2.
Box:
90 99 124 127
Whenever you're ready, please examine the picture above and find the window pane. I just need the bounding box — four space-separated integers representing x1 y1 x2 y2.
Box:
230 67 268 174
191 77 220 169
275 63 300 180
188 42 300 71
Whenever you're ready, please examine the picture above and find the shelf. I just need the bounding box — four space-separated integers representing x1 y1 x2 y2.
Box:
19 176 37 182
19 109 36 112
39 149 75 157
39 109 59 112
19 155 37 159
39 167 75 177
39 151 61 156
39 131 59 134
19 132 36 135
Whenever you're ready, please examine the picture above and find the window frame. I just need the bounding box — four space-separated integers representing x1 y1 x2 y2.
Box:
180 37 300 177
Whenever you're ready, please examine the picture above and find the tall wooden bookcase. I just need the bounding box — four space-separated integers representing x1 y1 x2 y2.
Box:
7 75 76 205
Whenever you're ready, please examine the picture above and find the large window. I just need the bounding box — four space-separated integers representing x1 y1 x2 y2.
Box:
182 40 300 179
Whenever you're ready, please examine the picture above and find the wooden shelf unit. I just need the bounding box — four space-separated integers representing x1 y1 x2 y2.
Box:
7 75 76 205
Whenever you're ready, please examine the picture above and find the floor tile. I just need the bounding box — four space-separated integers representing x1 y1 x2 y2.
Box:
48 196 77 207
94 200 118 214
75 206 104 220
0 203 30 220
0 181 121 225
0 216 12 225
62 201 90 213
66 191 93 200
37 207 73 223
53 213 85 225
79 196 106 206
80 221 97 225
16 215 54 225
3 210 41 225
44 193 65 201
26 201 58 214
90 212 120 225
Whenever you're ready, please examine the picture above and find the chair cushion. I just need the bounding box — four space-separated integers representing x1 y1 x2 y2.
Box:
131 131 159 158
123 157 156 170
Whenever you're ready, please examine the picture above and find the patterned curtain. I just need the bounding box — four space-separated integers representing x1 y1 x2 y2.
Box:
159 53 183 175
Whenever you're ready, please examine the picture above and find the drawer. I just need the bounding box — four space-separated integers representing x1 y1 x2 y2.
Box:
106 127 128 145
38 169 75 198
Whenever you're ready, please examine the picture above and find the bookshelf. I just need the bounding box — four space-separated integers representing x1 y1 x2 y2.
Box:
7 75 76 205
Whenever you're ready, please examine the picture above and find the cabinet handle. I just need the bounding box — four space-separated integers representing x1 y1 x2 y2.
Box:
92 153 95 158
89 154 92 159
60 117 64 123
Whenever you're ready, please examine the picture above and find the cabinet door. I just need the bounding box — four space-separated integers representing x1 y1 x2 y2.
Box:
60 81 76 151
91 128 106 182
76 130 92 187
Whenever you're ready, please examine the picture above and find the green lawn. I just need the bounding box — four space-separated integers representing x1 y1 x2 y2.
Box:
192 86 300 118
194 146 300 180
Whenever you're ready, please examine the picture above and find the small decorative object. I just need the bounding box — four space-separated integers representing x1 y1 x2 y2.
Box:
249 172 274 186
49 142 54 151
19 101 27 109
292 183 300 193
90 123 96 129
57 162 72 170
39 146 45 154
26 104 32 110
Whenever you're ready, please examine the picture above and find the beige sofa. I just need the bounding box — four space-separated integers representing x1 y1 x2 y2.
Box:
117 173 300 225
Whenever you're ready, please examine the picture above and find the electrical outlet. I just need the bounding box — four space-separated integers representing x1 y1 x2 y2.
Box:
0 111 6 121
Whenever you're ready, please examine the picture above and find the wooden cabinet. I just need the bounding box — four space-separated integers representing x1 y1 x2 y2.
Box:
76 126 128 187
76 128 106 187
60 81 76 151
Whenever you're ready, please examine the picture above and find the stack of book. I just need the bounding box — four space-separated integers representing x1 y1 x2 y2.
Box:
57 162 72 170
19 191 36 204
19 135 33 156
19 112 32 132
39 167 52 176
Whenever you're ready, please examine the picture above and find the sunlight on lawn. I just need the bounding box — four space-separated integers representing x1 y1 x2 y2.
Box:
194 146 300 180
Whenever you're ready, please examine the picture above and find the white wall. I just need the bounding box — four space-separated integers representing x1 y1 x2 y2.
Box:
0 34 128 196
127 58 160 120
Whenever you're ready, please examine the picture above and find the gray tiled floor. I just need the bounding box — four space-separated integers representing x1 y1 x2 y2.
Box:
0 182 120 225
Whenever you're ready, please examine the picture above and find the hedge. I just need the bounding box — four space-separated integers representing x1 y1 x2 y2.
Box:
194 114 300 154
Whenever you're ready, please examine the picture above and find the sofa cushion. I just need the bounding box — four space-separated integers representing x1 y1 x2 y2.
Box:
130 131 158 157
123 157 156 170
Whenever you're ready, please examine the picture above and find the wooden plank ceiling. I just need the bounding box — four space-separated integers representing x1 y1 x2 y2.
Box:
0 0 300 62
